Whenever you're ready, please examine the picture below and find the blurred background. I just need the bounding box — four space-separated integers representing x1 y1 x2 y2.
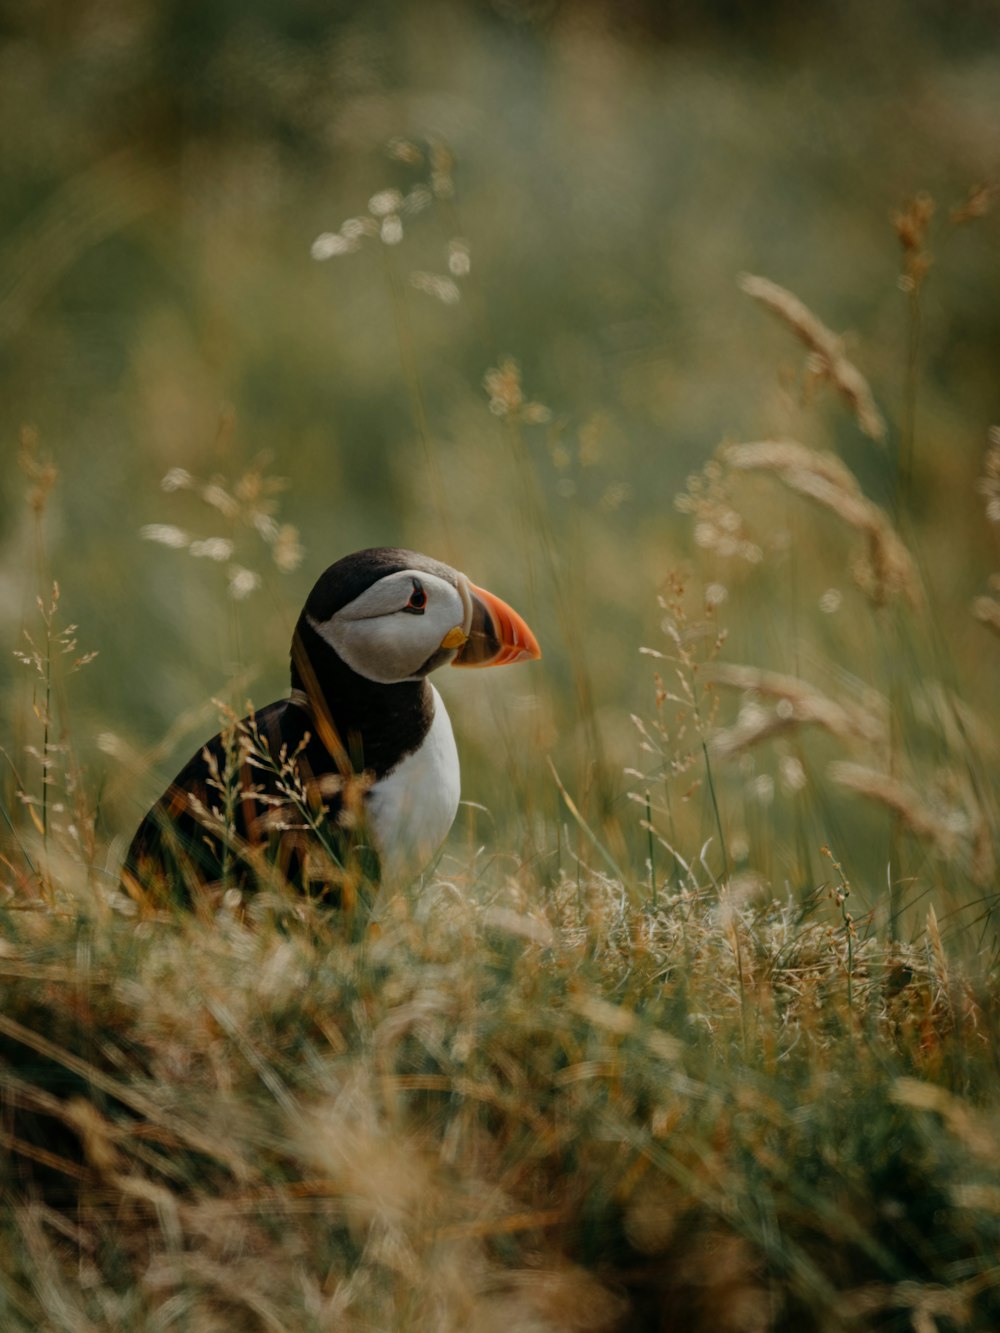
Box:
1 0 999 892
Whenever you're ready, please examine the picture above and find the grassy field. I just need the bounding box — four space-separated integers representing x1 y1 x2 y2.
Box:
3 3 1000 1328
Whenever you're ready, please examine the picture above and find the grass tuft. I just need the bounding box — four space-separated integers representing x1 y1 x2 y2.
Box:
1 865 999 1329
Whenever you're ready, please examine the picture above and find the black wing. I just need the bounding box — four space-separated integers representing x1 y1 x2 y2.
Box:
122 700 379 908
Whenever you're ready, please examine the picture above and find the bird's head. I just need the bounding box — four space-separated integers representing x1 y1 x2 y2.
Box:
298 547 541 686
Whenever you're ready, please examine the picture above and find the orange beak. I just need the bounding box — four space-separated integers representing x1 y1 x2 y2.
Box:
451 581 542 668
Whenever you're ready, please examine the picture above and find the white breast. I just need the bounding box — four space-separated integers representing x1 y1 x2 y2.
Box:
365 684 461 904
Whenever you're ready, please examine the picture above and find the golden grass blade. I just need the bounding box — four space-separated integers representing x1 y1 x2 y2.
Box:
739 273 888 442
546 755 628 887
706 662 887 756
723 440 922 607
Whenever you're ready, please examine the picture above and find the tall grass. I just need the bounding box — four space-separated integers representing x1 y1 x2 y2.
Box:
2 184 1000 1330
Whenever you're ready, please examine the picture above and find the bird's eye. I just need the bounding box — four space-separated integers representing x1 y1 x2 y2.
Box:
403 579 427 614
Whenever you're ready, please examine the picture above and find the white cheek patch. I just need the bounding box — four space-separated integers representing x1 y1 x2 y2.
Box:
309 612 411 683
311 570 467 684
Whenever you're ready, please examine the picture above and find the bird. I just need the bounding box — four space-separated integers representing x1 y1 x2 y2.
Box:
122 547 541 912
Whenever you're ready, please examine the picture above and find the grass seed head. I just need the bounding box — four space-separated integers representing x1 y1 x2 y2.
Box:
738 274 887 442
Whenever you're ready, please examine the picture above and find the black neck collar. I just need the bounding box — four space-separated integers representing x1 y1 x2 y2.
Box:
290 615 434 778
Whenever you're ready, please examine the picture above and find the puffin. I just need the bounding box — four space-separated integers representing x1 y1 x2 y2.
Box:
122 548 541 911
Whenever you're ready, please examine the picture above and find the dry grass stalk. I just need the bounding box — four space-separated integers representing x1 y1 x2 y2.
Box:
18 426 58 514
891 1078 999 1161
973 596 1000 637
949 183 994 226
838 1276 974 1329
975 426 1000 522
2 857 997 1328
738 274 887 442
893 192 936 294
673 459 763 564
706 663 886 758
969 810 998 885
722 438 861 495
972 431 1000 635
829 761 975 869
483 356 551 424
723 440 922 608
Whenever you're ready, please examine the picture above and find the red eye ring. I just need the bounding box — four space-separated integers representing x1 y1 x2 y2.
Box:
405 580 427 612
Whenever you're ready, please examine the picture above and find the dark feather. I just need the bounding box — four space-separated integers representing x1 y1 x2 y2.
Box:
122 696 380 908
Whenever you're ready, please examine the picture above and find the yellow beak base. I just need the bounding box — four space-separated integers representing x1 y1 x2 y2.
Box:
439 625 469 651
